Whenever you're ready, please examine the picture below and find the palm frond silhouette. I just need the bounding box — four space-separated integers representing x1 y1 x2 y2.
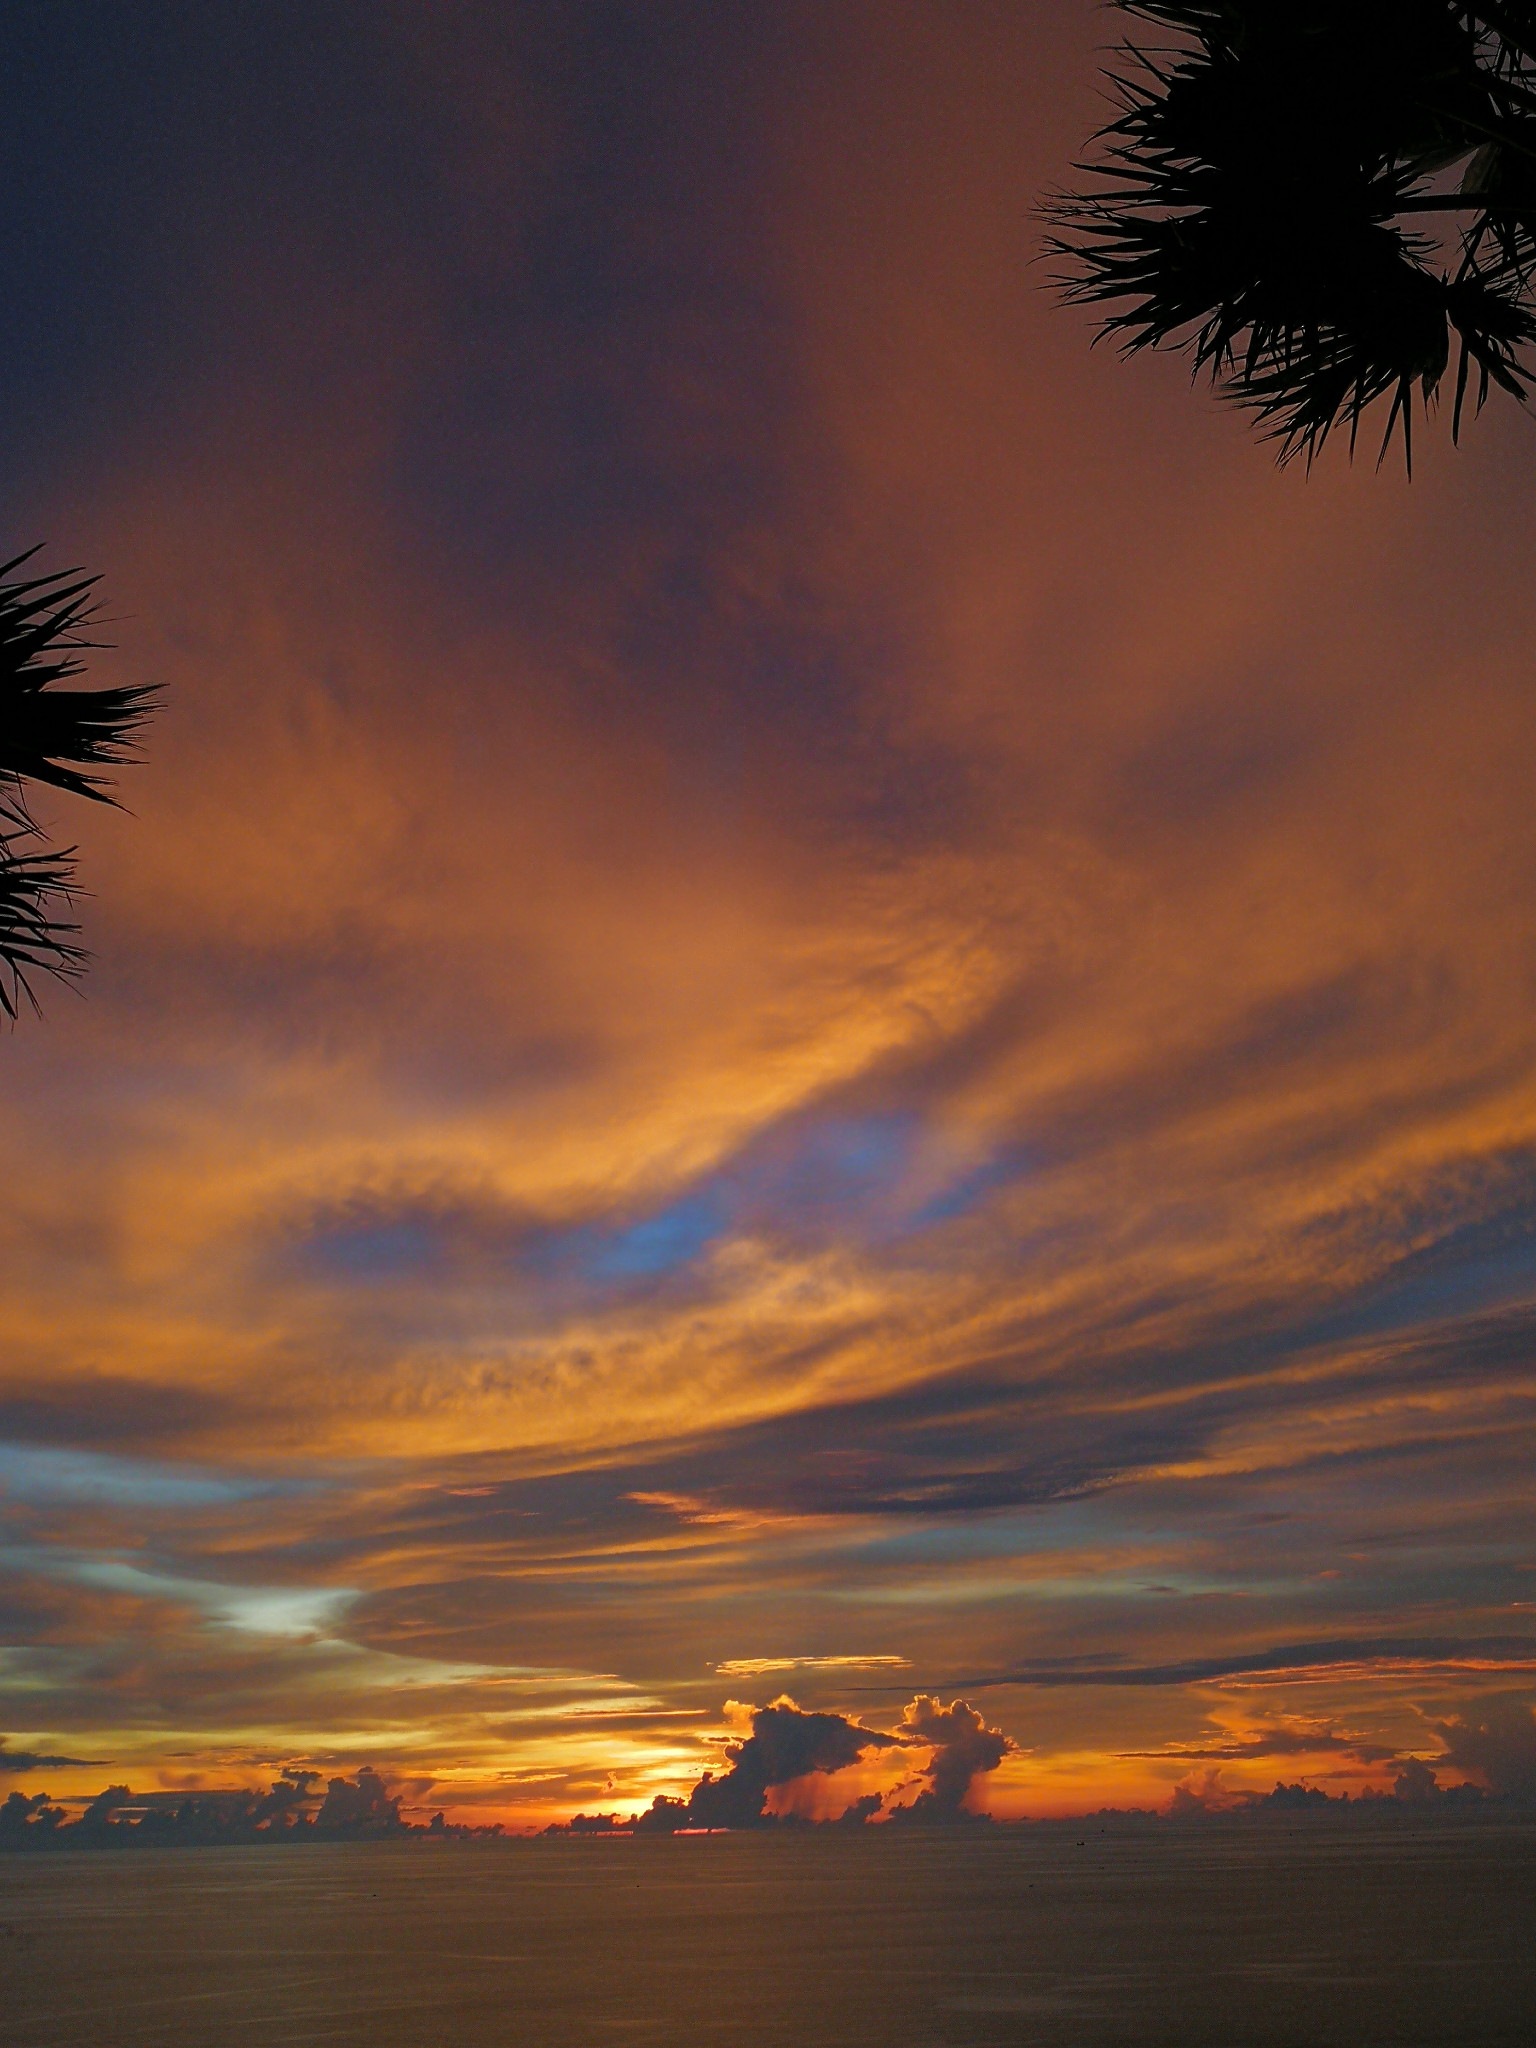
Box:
1045 3 1536 464
0 549 157 1017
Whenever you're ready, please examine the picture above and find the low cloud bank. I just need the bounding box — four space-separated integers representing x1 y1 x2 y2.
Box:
552 1694 1536 1838
13 1701 1533 1849
0 1768 499 1851
555 1695 1015 1834
1129 1719 1536 1822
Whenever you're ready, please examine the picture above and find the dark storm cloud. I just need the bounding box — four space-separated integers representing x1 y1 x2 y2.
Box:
887 1698 1013 1821
731 1702 900 1785
1432 1696 1536 1798
594 1694 1015 1830
634 1700 899 1831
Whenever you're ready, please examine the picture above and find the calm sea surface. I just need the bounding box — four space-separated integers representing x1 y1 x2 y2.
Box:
2 1823 1533 2047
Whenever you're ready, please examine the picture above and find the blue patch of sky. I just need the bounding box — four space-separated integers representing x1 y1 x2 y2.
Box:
296 1113 1033 1295
766 1114 919 1210
0 1540 355 1639
582 1192 731 1279
908 1146 1033 1228
718 1110 1029 1242
0 1445 314 1510
305 1218 444 1278
509 1121 925 1290
65 1559 357 1636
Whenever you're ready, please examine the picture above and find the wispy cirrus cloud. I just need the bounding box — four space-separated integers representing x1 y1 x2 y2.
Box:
932 1640 1536 1693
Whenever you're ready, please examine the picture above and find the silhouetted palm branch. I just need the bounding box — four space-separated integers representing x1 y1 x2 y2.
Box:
1045 2 1536 464
0 832 84 1019
0 549 157 1011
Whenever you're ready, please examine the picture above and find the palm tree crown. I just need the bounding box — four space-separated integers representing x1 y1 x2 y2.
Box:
0 549 157 1017
1046 3 1536 464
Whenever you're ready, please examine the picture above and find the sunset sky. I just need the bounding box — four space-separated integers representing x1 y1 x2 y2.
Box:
3 0 1536 1828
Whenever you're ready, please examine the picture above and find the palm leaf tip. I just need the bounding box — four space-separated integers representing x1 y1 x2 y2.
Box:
0 831 85 1019
0 551 161 814
1045 1 1536 464
0 545 160 1020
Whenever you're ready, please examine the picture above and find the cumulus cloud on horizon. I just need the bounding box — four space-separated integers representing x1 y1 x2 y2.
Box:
549 1695 1015 1833
1432 1696 1536 1800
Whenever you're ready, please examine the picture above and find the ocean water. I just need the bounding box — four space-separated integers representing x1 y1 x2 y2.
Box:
2 1822 1533 2046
